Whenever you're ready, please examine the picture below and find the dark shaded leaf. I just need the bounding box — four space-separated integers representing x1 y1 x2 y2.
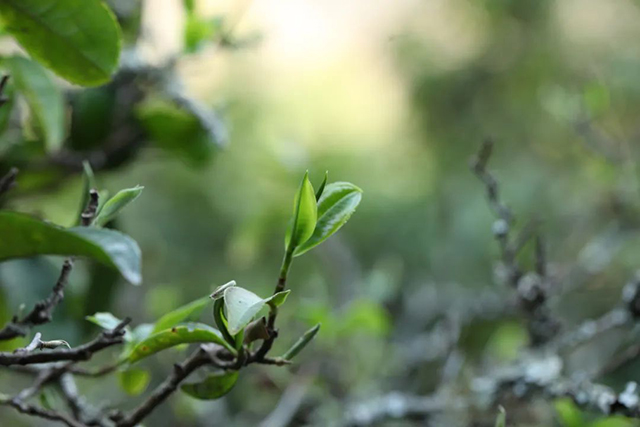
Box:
0 212 142 284
180 371 238 400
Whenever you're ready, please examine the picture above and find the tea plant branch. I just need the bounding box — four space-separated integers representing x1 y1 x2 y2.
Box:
0 190 99 341
0 395 86 427
471 140 558 345
68 360 123 377
250 247 295 363
57 373 105 426
0 317 130 366
113 347 216 427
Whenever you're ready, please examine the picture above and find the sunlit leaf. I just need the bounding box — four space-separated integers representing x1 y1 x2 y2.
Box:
180 371 238 400
127 323 234 363
0 212 141 284
285 171 317 251
2 56 63 151
294 182 362 256
0 0 122 86
94 186 144 227
118 368 150 396
152 296 210 334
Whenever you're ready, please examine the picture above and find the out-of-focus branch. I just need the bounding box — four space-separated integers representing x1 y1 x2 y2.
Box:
471 140 558 345
0 395 86 427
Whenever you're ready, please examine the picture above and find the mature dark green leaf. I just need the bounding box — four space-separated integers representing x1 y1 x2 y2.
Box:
180 371 239 400
285 172 317 251
152 296 210 333
0 0 122 86
294 182 362 256
2 56 63 151
118 368 150 396
94 186 144 227
0 212 141 284
127 323 234 363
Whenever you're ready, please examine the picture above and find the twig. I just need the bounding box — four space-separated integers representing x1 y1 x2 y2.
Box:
114 347 214 427
0 396 86 427
69 360 123 377
0 318 130 366
58 373 105 426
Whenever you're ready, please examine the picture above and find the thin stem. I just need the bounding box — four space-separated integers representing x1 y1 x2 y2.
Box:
252 248 295 362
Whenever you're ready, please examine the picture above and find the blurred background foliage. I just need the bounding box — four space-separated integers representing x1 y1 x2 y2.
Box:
2 0 640 425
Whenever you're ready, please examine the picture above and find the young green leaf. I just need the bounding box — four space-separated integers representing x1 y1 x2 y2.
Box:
94 186 144 227
0 0 122 86
0 212 142 285
264 290 291 308
2 56 63 152
282 323 320 361
285 171 317 251
152 296 210 334
224 286 265 336
315 171 328 200
118 368 150 396
86 312 124 331
294 182 362 256
180 371 239 400
127 323 234 363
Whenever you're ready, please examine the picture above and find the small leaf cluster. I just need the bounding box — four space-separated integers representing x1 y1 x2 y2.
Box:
84 171 361 400
286 171 363 257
